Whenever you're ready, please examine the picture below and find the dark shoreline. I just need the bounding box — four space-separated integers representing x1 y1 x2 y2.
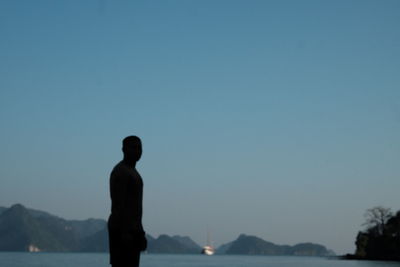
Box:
341 254 400 262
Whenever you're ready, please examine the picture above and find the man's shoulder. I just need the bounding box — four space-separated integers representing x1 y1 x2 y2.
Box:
111 161 129 178
111 161 123 171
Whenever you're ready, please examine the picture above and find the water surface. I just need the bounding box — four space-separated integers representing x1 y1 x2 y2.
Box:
1 253 399 267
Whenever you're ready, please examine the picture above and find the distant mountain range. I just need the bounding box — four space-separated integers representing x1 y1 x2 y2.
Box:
219 234 335 256
0 204 334 256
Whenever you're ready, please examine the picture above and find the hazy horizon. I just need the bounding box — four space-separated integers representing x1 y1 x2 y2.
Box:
1 0 400 255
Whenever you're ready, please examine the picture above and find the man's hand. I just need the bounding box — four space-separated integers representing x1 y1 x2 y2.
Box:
121 230 147 251
139 233 147 251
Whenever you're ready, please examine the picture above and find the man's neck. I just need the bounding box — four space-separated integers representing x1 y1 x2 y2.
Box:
122 157 136 168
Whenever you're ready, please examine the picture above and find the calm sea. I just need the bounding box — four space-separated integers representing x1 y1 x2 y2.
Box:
0 253 399 267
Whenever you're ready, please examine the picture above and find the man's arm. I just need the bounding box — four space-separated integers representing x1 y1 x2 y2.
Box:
110 168 131 235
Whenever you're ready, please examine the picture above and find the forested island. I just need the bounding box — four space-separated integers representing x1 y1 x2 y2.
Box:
0 203 332 256
345 206 400 261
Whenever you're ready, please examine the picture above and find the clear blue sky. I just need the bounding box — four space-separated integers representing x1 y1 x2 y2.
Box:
1 0 399 254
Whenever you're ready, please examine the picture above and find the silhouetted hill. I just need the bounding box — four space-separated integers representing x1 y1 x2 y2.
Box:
69 219 106 239
0 204 105 252
216 241 233 254
225 234 285 255
146 234 156 243
172 235 202 252
220 234 334 256
0 207 6 216
290 243 334 256
0 204 67 251
80 227 108 252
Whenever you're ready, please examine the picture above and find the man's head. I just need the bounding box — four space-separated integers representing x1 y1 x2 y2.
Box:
122 136 142 162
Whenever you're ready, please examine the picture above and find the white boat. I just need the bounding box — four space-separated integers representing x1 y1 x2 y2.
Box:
201 230 215 255
201 245 215 255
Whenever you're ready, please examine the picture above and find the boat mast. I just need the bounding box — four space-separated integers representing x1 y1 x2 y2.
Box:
206 227 212 247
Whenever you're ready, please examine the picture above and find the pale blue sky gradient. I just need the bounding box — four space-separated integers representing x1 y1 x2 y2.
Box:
1 0 400 254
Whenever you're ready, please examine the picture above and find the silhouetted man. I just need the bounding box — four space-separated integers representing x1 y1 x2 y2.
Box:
108 136 147 267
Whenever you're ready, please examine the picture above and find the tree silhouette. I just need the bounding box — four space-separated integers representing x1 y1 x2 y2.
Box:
363 206 392 236
352 206 400 261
